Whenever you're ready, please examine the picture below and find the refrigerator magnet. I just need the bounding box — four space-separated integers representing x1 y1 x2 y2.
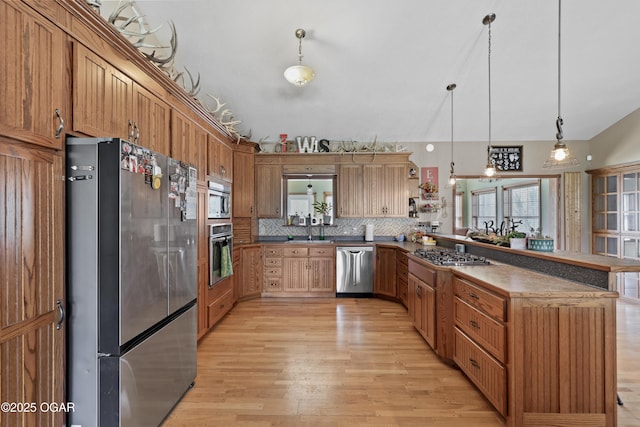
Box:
151 175 162 190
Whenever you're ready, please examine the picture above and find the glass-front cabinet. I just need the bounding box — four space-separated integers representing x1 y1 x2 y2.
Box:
591 168 640 301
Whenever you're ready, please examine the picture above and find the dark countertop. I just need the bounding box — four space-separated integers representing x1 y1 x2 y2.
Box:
428 233 640 273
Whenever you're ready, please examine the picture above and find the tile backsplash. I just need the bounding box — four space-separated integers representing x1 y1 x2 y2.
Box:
259 217 421 240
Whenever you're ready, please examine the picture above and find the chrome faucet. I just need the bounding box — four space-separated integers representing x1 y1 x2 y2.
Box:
307 214 313 240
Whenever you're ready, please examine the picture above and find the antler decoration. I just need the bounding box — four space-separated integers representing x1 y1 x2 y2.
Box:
105 0 245 141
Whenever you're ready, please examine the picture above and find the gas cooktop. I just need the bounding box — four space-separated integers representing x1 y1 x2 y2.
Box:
413 248 491 266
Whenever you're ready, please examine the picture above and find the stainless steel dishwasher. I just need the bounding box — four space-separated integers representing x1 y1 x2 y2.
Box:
336 246 374 297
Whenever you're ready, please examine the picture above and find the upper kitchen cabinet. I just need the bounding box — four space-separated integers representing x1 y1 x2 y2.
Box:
171 109 208 177
208 134 233 181
337 164 364 217
73 42 132 140
73 43 173 156
363 163 408 217
256 164 283 218
132 83 171 156
0 0 69 150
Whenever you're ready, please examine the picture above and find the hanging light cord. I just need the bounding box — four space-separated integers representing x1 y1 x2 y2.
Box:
450 88 455 172
297 34 304 65
556 0 564 142
487 17 492 154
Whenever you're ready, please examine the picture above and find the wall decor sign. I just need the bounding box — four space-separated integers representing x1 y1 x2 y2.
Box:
490 145 523 171
420 167 438 200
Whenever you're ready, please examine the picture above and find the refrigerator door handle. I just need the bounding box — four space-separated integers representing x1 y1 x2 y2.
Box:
56 299 65 330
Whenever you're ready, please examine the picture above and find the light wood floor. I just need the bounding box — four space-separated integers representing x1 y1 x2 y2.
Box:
163 298 639 427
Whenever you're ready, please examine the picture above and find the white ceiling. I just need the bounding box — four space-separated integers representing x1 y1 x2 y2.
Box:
102 0 640 145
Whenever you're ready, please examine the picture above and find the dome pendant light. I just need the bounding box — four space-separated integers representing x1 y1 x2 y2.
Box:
447 83 457 186
543 0 579 168
284 29 316 87
483 14 497 178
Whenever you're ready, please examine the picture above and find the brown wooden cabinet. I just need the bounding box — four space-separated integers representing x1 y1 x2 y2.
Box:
73 42 133 139
171 109 208 173
206 278 234 329
408 261 436 350
73 43 174 156
196 183 209 339
264 245 335 295
239 245 263 299
363 164 408 217
0 1 68 150
375 246 397 298
0 141 65 427
255 164 282 218
208 134 233 181
396 249 409 308
336 164 364 217
451 270 617 427
132 83 171 155
232 149 256 243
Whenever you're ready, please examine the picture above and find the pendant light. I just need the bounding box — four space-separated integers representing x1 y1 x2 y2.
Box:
306 175 313 195
543 0 579 168
447 83 457 186
284 29 316 87
483 14 497 178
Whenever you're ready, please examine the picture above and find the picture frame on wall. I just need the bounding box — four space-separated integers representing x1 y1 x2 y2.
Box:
490 146 523 171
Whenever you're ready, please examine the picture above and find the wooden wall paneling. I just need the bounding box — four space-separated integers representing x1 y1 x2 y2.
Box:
0 142 64 427
564 172 582 252
0 1 68 149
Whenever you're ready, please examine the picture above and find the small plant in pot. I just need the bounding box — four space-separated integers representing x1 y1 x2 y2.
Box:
313 201 332 225
507 231 527 249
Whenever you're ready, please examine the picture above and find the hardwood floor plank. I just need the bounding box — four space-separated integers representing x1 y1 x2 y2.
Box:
163 297 639 426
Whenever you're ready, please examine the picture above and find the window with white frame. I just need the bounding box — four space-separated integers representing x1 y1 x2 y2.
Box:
472 189 496 231
503 182 540 234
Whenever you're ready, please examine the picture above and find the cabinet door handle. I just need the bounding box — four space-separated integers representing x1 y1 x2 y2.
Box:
128 120 134 140
56 299 65 330
134 122 140 142
468 292 480 300
469 358 480 369
55 109 64 139
220 165 226 176
469 320 480 329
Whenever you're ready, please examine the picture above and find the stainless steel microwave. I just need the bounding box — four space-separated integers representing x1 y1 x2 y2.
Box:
208 179 231 219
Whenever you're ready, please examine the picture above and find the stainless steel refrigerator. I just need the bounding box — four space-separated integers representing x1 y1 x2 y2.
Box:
66 137 197 426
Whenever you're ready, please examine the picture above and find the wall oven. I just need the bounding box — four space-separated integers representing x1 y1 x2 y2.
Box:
209 223 233 287
208 179 231 219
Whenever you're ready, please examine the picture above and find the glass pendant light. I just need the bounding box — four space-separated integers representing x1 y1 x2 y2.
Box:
447 83 457 186
543 0 579 168
284 29 316 87
483 14 497 178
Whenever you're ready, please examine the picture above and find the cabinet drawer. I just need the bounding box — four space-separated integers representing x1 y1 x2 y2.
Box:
397 251 409 266
397 266 408 283
264 257 283 267
408 260 435 287
454 277 505 321
263 246 283 257
454 328 506 416
263 277 283 292
263 267 283 277
309 247 334 257
283 247 309 257
454 297 505 363
207 288 233 327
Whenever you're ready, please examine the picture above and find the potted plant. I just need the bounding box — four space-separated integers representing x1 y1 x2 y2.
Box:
507 231 527 249
313 201 332 225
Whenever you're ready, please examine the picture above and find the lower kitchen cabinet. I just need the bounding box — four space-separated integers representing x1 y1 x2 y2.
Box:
407 264 436 350
263 245 335 296
238 245 263 299
375 246 397 298
396 249 409 308
451 271 617 427
206 278 234 328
